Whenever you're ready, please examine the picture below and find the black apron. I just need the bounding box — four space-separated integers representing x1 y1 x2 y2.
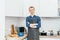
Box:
27 17 39 40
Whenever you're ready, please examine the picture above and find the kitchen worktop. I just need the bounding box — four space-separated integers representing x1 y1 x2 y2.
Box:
5 33 27 40
5 35 60 40
40 36 60 38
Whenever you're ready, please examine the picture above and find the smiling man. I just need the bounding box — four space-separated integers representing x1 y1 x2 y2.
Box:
26 6 41 40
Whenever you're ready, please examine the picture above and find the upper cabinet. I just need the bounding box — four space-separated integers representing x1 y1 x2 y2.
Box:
40 0 58 17
58 0 60 16
23 0 58 17
23 0 40 17
5 0 23 17
5 0 58 17
58 0 60 8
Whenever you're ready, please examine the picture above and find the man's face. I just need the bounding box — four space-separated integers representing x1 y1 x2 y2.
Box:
29 8 35 15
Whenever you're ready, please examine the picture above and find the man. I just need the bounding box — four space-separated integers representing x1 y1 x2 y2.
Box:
26 6 41 40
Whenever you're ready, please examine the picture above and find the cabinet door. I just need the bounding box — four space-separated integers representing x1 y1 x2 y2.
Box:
40 0 58 17
23 0 40 17
23 0 58 17
5 0 22 17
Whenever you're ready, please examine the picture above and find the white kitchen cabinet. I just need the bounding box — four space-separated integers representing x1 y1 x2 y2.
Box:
39 0 58 17
23 0 58 17
5 0 58 17
58 0 60 8
23 0 40 17
58 0 60 16
5 0 23 17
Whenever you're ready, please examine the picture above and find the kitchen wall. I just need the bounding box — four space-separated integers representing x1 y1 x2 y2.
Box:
41 17 60 32
19 17 60 33
5 17 20 35
5 17 60 35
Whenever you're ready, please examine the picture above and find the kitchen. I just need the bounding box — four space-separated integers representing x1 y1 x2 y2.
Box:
5 0 60 40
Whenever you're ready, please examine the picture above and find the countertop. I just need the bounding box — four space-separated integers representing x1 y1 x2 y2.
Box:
5 33 27 40
5 34 60 40
40 36 60 38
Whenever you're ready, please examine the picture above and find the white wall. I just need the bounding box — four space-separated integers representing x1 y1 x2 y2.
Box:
5 17 60 35
0 0 5 40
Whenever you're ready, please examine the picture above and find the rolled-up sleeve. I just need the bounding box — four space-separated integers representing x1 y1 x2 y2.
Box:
37 17 41 28
26 17 30 28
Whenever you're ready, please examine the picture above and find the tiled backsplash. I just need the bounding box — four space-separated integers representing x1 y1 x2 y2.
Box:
5 17 60 35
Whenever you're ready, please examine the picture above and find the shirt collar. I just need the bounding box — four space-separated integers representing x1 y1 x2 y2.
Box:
30 15 36 18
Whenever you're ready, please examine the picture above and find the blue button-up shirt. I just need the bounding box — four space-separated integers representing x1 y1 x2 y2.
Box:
26 15 41 29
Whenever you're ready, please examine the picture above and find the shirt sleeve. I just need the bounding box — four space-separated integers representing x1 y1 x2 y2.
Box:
37 17 41 28
26 17 30 28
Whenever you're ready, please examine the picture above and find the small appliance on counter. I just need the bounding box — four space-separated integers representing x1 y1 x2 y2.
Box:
57 30 60 35
40 30 47 36
18 27 24 37
15 27 28 37
49 30 54 36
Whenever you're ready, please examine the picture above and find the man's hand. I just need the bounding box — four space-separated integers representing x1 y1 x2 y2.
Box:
30 24 37 28
32 25 37 28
